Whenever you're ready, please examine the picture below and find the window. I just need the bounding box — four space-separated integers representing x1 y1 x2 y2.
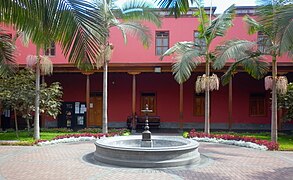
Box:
155 31 169 55
194 31 206 50
257 32 269 53
44 42 56 56
249 94 266 116
193 93 205 116
141 92 156 115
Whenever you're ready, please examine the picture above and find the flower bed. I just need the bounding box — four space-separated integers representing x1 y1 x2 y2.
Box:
188 129 279 151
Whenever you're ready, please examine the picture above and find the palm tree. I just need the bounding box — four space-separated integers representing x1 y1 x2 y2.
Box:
92 0 161 133
213 1 293 142
0 0 107 140
26 55 53 135
161 1 235 134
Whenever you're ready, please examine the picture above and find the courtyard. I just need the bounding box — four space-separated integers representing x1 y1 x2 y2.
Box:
0 139 293 180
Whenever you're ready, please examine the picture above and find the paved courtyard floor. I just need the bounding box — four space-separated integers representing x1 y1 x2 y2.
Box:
0 141 293 180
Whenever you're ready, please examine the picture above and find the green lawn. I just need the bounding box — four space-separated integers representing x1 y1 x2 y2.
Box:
0 130 292 151
0 131 72 143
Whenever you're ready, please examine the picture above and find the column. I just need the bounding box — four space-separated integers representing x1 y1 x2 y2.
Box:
82 72 94 128
228 78 233 130
179 83 184 130
128 72 141 132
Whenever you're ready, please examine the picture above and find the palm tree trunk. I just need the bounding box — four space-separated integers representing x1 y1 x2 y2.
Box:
271 55 278 142
14 108 19 139
33 48 40 140
205 59 210 134
102 60 108 133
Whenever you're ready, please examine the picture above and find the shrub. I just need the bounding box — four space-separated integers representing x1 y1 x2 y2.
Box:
182 131 189 138
77 128 102 133
0 141 34 146
40 128 73 133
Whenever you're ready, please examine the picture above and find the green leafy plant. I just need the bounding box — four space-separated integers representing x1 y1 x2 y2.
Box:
278 82 293 122
182 131 189 138
0 69 63 137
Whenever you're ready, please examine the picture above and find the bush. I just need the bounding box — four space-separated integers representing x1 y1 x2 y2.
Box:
77 128 102 133
182 131 189 138
0 141 34 146
40 128 73 133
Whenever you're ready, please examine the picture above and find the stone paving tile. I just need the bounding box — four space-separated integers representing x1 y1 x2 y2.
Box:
0 142 292 180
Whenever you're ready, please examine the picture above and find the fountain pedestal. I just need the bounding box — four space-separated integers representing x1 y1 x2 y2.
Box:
141 104 153 147
141 130 152 147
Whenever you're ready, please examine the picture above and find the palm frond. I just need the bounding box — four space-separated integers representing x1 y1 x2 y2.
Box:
194 6 209 37
117 0 162 27
243 15 265 35
241 56 269 80
221 55 269 85
221 60 242 85
205 4 235 42
115 22 151 48
155 0 193 18
172 50 203 84
275 4 293 56
213 40 256 70
0 30 16 77
160 41 199 60
160 41 202 83
56 0 106 66
18 31 30 47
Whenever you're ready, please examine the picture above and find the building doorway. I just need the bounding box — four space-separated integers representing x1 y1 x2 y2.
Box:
88 93 103 127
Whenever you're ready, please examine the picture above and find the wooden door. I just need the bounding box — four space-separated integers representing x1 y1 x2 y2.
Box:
141 93 156 115
88 96 103 127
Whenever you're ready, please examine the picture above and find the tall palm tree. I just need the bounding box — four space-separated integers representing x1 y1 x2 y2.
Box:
213 1 293 142
161 1 235 134
92 0 161 133
0 0 107 140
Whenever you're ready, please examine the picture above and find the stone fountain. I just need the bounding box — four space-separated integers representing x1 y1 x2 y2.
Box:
93 105 200 168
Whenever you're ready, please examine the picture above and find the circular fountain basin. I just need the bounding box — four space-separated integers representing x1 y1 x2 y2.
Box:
94 135 200 168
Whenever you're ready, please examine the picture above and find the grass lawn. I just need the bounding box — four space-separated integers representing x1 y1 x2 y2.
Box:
213 131 293 151
0 130 72 144
0 130 292 151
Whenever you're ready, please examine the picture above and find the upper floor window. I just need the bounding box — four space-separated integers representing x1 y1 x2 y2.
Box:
155 31 169 55
194 31 206 49
193 93 205 116
141 92 156 115
44 42 56 56
257 32 269 53
249 93 266 116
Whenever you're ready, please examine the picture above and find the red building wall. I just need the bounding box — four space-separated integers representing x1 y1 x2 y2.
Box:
2 9 292 130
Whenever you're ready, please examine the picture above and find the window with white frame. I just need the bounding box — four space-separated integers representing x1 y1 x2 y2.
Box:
257 32 269 53
44 42 56 56
155 31 169 55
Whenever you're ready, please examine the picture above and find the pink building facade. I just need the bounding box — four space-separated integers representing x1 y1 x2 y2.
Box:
1 7 293 131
